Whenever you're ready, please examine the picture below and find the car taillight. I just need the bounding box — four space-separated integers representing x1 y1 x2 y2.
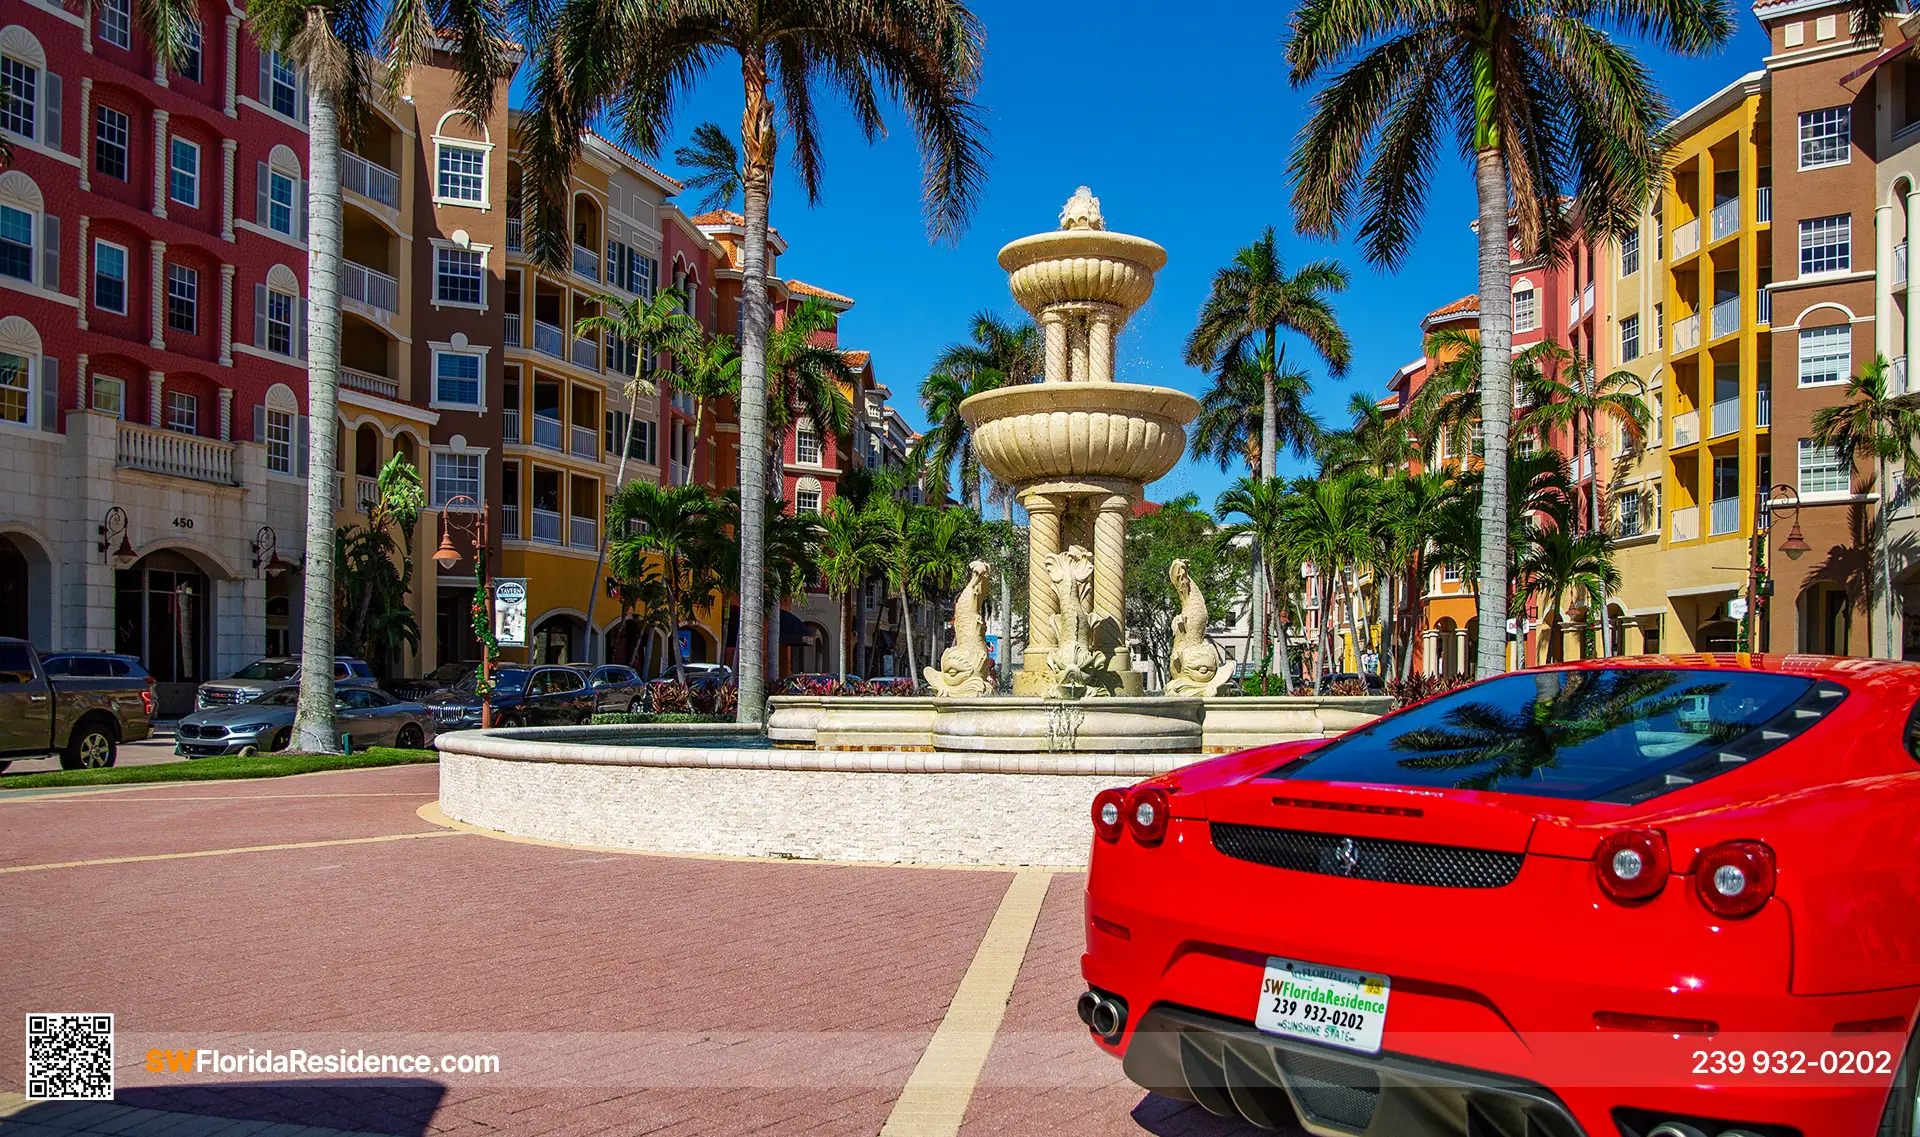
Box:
1126 787 1170 846
141 689 153 716
1596 829 1670 902
1092 789 1127 843
1693 841 1776 917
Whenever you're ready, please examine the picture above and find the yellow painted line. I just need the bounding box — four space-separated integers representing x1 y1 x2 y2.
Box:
879 869 1053 1137
417 802 1081 873
0 829 460 874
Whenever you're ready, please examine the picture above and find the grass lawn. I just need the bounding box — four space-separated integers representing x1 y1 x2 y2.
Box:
0 747 438 791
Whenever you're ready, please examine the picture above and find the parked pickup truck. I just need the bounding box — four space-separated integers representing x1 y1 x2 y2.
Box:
0 638 154 772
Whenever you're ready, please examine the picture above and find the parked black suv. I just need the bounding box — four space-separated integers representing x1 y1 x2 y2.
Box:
423 666 595 729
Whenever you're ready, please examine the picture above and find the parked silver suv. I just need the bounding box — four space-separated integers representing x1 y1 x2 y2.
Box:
196 657 377 709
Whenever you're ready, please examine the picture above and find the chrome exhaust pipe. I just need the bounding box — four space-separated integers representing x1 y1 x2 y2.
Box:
1089 995 1127 1039
1076 990 1101 1028
1646 1125 1709 1137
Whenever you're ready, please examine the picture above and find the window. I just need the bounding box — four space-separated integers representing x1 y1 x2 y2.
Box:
266 408 293 472
1620 229 1640 278
1800 438 1850 495
165 390 198 434
796 488 821 514
435 247 483 305
91 375 124 417
267 171 295 236
1513 288 1536 332
433 451 482 508
1799 324 1851 386
170 138 200 207
93 240 127 314
0 350 28 425
1653 302 1664 350
0 57 36 140
166 264 198 334
0 204 31 282
605 411 657 462
266 288 294 355
630 251 656 299
1799 214 1851 275
1442 563 1461 583
1617 490 1644 537
1620 313 1640 362
436 145 486 203
268 52 298 118
796 422 821 464
1799 106 1851 169
1652 393 1664 446
177 27 202 82
98 0 131 48
94 106 129 181
634 417 656 464
434 351 481 406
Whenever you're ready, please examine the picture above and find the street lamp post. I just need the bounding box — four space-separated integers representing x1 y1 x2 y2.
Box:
434 497 493 728
1748 484 1809 651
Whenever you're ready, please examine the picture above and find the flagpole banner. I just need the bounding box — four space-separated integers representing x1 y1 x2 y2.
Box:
494 580 528 647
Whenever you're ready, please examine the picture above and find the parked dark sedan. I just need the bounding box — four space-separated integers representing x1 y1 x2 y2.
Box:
571 664 648 713
423 666 595 730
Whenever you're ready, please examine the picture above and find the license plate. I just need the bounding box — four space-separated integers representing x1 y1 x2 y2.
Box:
1255 956 1390 1054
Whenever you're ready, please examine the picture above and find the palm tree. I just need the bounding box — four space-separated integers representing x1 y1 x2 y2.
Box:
1215 476 1298 692
517 0 987 724
816 498 890 681
607 482 718 683
912 370 994 508
1810 355 1920 657
607 563 672 673
1281 473 1378 679
766 297 857 477
1376 471 1457 678
250 0 511 752
1412 330 1562 466
1322 392 1414 477
1522 521 1620 663
1191 342 1324 476
908 507 983 665
678 333 743 485
1519 346 1653 533
340 453 424 664
1286 0 1729 679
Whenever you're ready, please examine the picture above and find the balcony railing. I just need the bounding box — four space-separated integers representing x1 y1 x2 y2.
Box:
1671 505 1699 543
1582 281 1595 314
504 313 521 348
531 507 563 545
1757 383 1772 427
116 421 238 485
501 504 520 540
1568 297 1579 326
1710 396 1741 438
571 423 597 460
356 475 379 514
1710 198 1740 242
1675 313 1700 352
1757 289 1771 326
1709 496 1741 537
669 461 691 487
342 261 399 314
1757 186 1772 223
532 412 563 451
572 243 599 281
1711 295 1740 340
340 151 400 209
533 320 565 360
1899 242 1910 287
570 335 598 371
569 515 597 550
503 408 520 445
1673 409 1700 447
506 216 524 253
340 367 399 401
1674 217 1701 259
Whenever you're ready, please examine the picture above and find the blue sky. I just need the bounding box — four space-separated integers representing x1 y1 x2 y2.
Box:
522 0 1776 514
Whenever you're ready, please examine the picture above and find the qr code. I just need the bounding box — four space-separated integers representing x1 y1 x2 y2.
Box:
26 1013 114 1101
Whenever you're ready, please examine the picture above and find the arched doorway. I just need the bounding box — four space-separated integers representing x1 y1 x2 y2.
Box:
531 612 584 663
605 617 665 676
117 550 213 714
0 532 53 645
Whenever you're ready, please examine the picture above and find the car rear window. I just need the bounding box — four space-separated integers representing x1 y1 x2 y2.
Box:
1274 669 1826 802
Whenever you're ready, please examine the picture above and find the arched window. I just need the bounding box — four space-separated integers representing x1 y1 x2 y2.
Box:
256 264 304 360
0 314 46 431
0 169 52 291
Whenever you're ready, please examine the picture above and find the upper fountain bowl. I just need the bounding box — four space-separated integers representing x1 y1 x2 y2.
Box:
961 382 1199 485
997 230 1168 318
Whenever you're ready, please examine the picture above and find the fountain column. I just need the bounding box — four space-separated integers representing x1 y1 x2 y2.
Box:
1088 306 1118 384
1068 311 1090 383
1092 491 1131 659
1024 495 1063 670
1041 309 1069 384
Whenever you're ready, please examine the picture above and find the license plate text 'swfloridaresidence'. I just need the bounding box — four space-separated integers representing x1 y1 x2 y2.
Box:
1255 956 1390 1054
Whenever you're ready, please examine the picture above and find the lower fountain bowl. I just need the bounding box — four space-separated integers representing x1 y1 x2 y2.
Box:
930 696 1203 753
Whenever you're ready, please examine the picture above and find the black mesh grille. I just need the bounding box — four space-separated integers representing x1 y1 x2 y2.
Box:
1276 1048 1381 1131
1211 822 1523 888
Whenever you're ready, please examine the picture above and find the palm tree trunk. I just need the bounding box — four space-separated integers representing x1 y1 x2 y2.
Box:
999 486 1013 689
1345 565 1367 675
901 590 920 682
838 592 849 682
293 87 344 754
1472 145 1514 680
1271 560 1294 695
733 66 776 723
1249 544 1268 684
1260 335 1278 483
666 571 687 685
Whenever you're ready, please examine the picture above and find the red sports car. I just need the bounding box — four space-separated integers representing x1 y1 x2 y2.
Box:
1081 656 1920 1137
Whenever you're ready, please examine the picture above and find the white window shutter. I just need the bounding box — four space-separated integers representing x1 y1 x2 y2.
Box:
253 403 265 442
43 74 62 153
39 358 58 433
255 162 269 226
257 44 270 103
40 214 58 292
254 283 267 347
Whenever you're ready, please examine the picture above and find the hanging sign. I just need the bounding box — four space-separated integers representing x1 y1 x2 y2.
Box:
494 579 528 647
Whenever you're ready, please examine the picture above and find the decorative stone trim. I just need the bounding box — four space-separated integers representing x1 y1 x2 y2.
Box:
220 139 237 241
219 264 234 365
223 17 240 117
74 215 89 329
77 80 92 192
148 240 167 349
151 110 169 218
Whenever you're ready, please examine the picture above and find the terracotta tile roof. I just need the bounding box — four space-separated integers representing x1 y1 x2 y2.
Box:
692 210 745 226
1426 294 1479 320
585 132 683 191
841 350 871 368
789 280 857 306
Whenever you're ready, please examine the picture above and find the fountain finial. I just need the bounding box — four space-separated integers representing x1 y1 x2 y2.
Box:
1059 186 1105 231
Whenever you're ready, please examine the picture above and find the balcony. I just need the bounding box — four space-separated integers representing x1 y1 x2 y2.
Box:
1710 396 1741 438
356 475 378 515
669 461 690 487
531 507 563 545
1711 295 1740 340
570 335 598 372
343 261 399 314
1897 356 1911 397
1899 242 1910 287
1757 289 1771 326
340 367 399 401
340 151 400 210
501 504 520 540
504 313 521 348
507 216 524 254
1710 198 1740 242
1567 297 1579 326
569 515 597 550
1674 217 1701 260
1757 186 1771 223
532 320 565 360
1757 384 1771 427
503 408 520 445
571 423 597 460
1582 281 1595 314
532 413 563 451
1675 313 1700 352
1709 496 1740 537
1673 409 1700 448
572 244 599 281
116 421 237 485
1671 505 1699 543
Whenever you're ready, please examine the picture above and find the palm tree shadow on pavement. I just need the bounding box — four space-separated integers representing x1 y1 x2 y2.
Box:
4 1079 449 1136
1130 1090 1287 1135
